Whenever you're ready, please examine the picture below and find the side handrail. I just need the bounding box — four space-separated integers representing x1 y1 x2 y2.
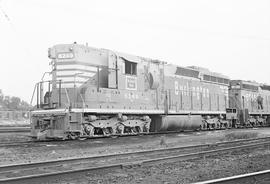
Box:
30 83 37 106
79 93 86 108
64 88 70 105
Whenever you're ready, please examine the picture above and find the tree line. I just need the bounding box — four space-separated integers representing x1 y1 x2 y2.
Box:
0 90 32 111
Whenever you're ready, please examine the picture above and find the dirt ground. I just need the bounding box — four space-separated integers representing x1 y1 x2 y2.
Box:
0 132 31 143
1 128 270 167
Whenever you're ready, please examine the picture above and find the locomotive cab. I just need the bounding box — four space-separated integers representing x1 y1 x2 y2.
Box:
225 108 238 127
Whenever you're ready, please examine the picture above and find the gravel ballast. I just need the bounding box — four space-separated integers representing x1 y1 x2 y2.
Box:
43 145 270 184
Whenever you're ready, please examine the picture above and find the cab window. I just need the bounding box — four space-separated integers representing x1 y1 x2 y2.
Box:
125 60 137 75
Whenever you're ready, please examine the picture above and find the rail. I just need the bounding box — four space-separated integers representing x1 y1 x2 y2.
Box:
194 169 270 184
0 127 30 133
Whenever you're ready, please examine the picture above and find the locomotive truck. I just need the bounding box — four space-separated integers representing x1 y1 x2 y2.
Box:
30 43 270 140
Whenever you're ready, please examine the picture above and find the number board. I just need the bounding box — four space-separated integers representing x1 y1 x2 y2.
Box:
57 52 74 59
126 76 137 90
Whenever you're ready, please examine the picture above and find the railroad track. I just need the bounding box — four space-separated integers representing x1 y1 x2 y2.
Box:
0 127 265 147
0 129 267 147
1 137 270 183
0 130 197 147
0 140 35 147
194 169 270 184
0 126 30 133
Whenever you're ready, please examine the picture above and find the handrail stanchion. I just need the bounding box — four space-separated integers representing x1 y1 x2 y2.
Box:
59 80 62 108
40 81 43 107
64 88 70 106
48 81 51 108
37 83 39 109
97 66 100 91
30 83 37 107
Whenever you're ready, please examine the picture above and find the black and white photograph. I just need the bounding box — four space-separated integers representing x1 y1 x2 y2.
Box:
0 0 270 183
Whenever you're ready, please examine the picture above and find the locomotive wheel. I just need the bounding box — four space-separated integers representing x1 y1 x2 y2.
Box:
199 124 204 130
124 127 132 134
259 120 264 127
102 128 111 135
216 123 220 129
223 123 227 129
111 126 117 134
228 121 232 129
203 123 208 130
143 123 150 133
201 122 208 130
117 125 124 134
131 127 137 134
135 126 142 133
249 121 255 127
84 124 95 136
220 123 225 129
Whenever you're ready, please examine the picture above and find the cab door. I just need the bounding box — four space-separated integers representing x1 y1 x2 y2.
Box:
108 51 117 89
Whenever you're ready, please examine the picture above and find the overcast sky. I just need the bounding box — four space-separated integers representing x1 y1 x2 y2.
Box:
0 0 269 102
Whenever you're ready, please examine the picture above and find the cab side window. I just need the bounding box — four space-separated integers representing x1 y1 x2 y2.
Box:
125 60 137 75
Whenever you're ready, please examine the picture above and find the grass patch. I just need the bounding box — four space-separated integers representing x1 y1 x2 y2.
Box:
223 132 258 141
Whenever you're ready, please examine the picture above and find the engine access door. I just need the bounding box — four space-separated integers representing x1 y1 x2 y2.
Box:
108 51 117 89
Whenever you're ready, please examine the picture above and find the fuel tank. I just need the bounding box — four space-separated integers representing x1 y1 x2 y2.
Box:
150 115 202 132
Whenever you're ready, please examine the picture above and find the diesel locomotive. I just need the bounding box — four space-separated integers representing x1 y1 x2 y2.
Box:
30 43 270 140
